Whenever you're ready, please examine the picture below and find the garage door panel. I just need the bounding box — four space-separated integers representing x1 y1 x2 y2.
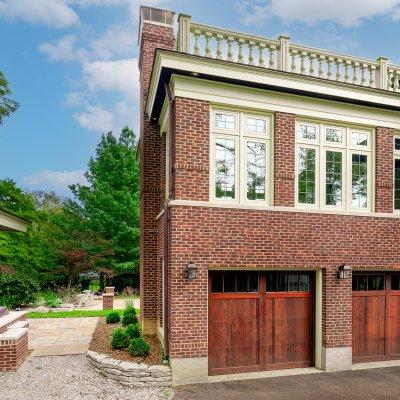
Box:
209 271 313 375
353 273 400 363
209 297 260 371
388 294 400 357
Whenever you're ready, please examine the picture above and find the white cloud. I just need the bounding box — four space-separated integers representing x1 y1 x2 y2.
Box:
90 24 135 60
22 170 87 191
82 59 139 100
39 35 88 62
0 0 80 28
65 91 87 107
74 104 115 132
237 0 400 27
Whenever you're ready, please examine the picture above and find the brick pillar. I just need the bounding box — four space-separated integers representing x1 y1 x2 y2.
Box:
103 293 114 310
375 126 394 213
274 112 295 207
0 329 28 371
321 268 352 371
138 6 175 334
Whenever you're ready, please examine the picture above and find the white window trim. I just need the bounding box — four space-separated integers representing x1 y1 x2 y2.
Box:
210 109 273 205
295 120 374 212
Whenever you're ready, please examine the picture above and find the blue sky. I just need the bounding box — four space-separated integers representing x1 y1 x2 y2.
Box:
1 0 400 196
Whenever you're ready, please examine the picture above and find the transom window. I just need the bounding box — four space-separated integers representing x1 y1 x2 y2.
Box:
394 135 400 211
296 121 372 211
266 272 310 292
212 110 271 203
211 271 259 293
352 274 385 291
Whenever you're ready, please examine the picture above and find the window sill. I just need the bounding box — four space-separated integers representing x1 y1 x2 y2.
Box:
169 199 400 219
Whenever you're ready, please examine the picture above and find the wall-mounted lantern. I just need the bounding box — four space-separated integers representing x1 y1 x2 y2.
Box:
337 264 352 279
186 262 197 280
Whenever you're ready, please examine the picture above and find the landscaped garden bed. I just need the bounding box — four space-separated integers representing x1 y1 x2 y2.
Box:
89 317 162 364
87 306 170 387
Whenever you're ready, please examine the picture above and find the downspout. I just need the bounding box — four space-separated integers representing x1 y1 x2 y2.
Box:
163 82 173 359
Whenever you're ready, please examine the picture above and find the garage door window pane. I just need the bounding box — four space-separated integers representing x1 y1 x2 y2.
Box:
249 273 259 292
211 273 223 293
236 272 248 292
357 275 367 291
299 275 309 291
266 272 277 292
392 275 400 291
368 275 384 291
278 274 288 292
224 272 235 292
288 274 299 291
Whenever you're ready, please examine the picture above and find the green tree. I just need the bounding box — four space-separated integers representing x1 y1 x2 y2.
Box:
0 71 19 125
0 180 58 285
48 201 113 290
70 126 140 277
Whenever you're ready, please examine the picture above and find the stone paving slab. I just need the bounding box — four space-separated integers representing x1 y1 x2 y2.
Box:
28 317 98 357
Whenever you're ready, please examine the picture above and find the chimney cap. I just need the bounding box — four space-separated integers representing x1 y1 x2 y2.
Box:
138 6 175 46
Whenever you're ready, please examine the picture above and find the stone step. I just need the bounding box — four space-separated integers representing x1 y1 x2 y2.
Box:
7 320 29 330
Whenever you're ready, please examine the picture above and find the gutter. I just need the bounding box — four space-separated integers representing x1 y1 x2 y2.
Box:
163 82 173 359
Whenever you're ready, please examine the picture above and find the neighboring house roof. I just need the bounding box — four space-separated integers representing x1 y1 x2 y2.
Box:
0 208 29 232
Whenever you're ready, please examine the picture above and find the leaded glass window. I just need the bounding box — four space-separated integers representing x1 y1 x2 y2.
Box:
215 113 236 130
325 151 343 206
351 154 368 208
246 141 266 201
298 147 316 204
215 138 236 199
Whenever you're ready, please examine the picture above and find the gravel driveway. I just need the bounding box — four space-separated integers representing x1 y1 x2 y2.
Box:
1 355 173 400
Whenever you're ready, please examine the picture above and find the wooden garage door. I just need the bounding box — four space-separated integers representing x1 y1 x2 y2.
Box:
208 271 313 375
353 273 400 363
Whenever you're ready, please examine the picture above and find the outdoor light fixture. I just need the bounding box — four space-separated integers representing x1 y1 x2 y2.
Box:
337 264 352 279
186 261 197 280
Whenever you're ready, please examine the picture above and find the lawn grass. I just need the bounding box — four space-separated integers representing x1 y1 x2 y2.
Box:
26 309 139 319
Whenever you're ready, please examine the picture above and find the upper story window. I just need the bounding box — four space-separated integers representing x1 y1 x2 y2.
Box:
212 110 272 204
394 135 400 211
296 120 373 211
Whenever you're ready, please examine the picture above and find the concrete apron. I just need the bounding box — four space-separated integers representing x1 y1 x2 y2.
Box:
170 358 400 386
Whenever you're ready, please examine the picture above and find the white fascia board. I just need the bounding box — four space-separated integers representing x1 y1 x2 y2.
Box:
170 75 400 130
0 211 28 232
146 51 400 120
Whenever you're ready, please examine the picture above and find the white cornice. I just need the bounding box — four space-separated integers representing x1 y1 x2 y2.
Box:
146 50 400 120
170 74 400 129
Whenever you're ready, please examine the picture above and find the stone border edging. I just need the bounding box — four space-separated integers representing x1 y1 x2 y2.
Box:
87 350 172 387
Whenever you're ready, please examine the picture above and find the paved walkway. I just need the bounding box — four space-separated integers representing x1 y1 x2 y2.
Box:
174 366 400 400
28 317 98 356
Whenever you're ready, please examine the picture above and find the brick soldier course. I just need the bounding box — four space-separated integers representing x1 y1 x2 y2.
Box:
138 5 400 386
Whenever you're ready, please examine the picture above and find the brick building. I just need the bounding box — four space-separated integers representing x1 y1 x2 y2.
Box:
138 6 400 385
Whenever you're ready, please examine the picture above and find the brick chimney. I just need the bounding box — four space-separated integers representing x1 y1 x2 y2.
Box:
138 6 175 334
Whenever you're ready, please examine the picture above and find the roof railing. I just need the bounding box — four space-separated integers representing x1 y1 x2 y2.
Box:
176 14 399 92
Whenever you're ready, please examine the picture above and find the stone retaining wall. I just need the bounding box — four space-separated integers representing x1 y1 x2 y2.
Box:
87 351 172 387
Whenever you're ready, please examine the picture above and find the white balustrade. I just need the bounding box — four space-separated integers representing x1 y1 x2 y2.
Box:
176 14 398 92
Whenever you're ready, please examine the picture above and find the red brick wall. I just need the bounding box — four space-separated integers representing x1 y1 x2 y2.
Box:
167 205 400 357
172 98 210 201
0 332 28 372
139 20 174 331
274 112 295 207
375 126 394 213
